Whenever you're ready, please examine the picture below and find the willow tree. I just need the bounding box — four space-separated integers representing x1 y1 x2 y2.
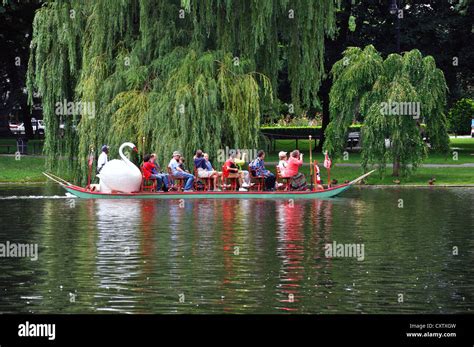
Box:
27 0 336 184
324 45 449 177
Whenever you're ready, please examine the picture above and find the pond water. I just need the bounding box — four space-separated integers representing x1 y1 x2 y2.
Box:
0 184 472 313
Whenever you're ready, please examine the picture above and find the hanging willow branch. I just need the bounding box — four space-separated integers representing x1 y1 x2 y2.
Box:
324 45 450 177
27 0 335 184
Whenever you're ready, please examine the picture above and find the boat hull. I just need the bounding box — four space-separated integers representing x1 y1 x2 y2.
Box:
49 170 375 200
64 184 352 199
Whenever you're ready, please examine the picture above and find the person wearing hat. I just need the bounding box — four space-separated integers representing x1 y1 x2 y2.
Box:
97 145 109 174
168 151 194 192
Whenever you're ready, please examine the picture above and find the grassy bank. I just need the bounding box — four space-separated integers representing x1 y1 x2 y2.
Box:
298 166 474 186
0 156 47 183
265 137 474 165
0 155 473 185
0 137 473 185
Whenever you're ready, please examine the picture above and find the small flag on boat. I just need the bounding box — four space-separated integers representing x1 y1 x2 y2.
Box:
324 151 332 169
315 163 322 184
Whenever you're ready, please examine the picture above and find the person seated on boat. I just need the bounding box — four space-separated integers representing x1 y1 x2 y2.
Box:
168 151 194 192
150 153 170 192
178 156 189 172
223 153 247 191
204 152 223 180
277 151 289 176
234 150 251 188
142 153 166 191
194 149 220 191
314 162 325 191
286 150 308 191
250 150 276 191
97 145 109 174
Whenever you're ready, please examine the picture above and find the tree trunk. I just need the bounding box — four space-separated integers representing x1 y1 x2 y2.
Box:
317 0 352 152
318 77 331 151
392 156 401 177
21 99 34 140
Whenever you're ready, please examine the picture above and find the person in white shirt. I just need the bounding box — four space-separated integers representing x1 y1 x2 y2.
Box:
97 145 109 174
277 151 288 176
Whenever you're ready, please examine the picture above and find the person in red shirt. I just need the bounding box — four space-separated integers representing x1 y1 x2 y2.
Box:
142 154 168 191
223 154 246 191
286 150 308 190
285 150 303 177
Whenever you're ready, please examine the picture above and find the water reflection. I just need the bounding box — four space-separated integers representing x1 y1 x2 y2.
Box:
0 186 472 313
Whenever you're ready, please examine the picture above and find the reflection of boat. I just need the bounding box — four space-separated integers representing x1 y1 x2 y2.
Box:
94 199 143 293
44 171 375 200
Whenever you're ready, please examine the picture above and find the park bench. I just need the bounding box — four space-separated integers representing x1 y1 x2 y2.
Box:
346 132 361 150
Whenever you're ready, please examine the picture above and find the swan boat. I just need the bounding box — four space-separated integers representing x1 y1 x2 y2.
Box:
97 142 142 193
43 170 375 200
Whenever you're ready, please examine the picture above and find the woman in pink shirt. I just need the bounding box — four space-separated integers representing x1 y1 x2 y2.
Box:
286 150 303 177
286 150 308 190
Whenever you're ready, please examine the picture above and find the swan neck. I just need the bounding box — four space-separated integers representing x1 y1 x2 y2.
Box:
119 143 133 164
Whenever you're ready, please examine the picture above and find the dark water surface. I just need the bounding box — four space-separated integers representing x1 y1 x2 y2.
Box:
0 184 472 313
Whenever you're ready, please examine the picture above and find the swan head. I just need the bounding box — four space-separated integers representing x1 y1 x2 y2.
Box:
119 142 139 154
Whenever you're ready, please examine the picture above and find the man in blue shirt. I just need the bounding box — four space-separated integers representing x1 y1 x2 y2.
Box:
168 151 194 192
250 150 276 191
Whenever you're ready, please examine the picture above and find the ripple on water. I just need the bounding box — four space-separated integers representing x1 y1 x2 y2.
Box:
0 187 472 313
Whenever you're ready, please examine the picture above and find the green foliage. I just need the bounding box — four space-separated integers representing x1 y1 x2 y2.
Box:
324 45 450 176
447 98 474 135
27 0 336 184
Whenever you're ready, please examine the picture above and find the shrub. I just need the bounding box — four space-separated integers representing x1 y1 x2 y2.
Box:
447 98 474 135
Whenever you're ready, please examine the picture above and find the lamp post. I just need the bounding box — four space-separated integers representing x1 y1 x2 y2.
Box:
389 0 401 53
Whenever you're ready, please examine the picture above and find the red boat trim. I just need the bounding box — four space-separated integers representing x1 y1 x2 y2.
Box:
65 184 349 196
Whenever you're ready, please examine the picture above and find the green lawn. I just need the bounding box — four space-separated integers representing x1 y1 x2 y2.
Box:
0 156 47 183
0 137 472 185
298 166 474 186
267 137 474 185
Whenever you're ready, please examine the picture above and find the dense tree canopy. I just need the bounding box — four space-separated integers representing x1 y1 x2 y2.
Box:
344 0 473 106
447 98 474 136
26 0 336 183
324 45 450 177
0 0 40 137
315 0 473 150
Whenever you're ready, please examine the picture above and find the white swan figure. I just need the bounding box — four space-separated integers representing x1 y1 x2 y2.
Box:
97 142 142 193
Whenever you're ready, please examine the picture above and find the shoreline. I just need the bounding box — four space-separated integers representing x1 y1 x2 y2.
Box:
1 181 474 188
2 151 474 186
